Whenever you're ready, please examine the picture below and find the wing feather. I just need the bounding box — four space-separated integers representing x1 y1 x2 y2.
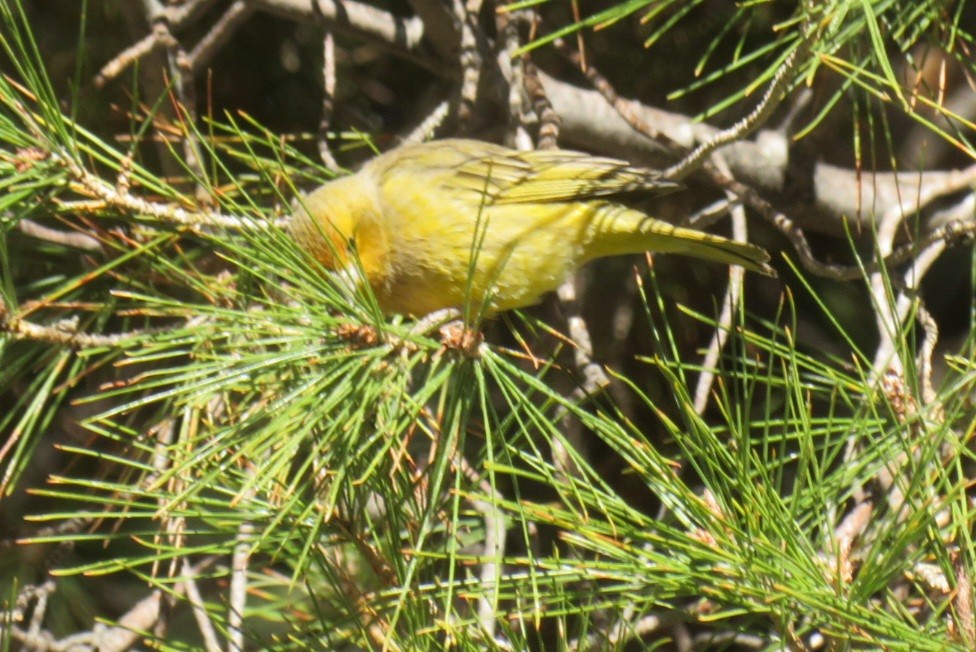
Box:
368 138 679 205
451 147 679 204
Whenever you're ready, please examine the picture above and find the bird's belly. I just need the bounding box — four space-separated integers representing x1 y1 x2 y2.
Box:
483 230 581 311
375 206 585 316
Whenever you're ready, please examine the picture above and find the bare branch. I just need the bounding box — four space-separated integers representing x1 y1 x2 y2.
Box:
319 30 340 171
455 0 485 132
94 30 170 88
665 37 810 180
870 241 946 378
554 38 668 151
556 278 610 397
54 151 276 232
495 7 532 148
914 297 940 410
99 0 440 92
189 0 257 73
692 157 748 414
956 554 976 648
0 306 141 349
17 218 103 252
228 516 255 652
402 100 451 143
455 455 506 639
181 562 223 652
255 0 438 73
523 61 559 150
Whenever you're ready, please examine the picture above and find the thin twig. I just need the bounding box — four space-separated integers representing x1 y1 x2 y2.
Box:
956 553 976 648
146 414 180 633
55 150 275 231
870 241 946 377
692 157 747 414
98 0 435 86
402 100 450 144
556 280 609 394
455 0 485 132
95 29 171 87
523 61 560 150
665 38 810 180
139 0 212 211
683 198 736 230
456 454 506 639
188 0 256 73
228 495 256 651
704 162 973 281
554 37 665 147
16 218 103 252
182 560 223 652
318 30 340 171
495 7 531 148
914 298 940 411
552 276 608 479
0 303 142 348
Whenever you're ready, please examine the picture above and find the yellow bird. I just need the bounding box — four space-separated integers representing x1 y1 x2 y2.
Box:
288 139 773 317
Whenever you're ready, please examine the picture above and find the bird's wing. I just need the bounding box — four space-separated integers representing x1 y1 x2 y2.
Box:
448 148 680 205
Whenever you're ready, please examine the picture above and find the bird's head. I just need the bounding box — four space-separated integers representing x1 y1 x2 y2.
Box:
288 176 368 270
287 173 391 291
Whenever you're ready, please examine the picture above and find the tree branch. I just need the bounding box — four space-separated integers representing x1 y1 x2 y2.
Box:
539 71 976 240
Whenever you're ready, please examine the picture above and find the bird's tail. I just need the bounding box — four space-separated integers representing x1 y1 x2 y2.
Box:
646 222 776 276
585 208 776 276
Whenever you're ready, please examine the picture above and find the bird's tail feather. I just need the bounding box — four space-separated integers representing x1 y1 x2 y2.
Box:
585 210 776 276
647 223 776 276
